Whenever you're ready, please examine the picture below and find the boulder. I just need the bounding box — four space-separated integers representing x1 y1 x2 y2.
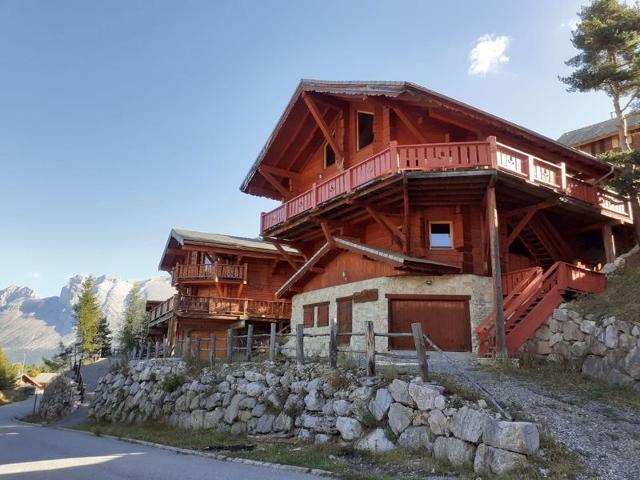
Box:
548 333 563 347
369 388 393 421
204 408 224 428
333 399 352 416
354 428 396 453
428 409 449 435
388 379 414 406
580 320 597 336
570 341 589 358
224 393 244 424
398 426 433 453
432 437 476 466
336 417 363 440
552 308 569 322
582 355 610 380
450 406 488 443
624 347 640 379
273 412 293 432
588 336 608 356
483 419 539 455
408 383 443 410
604 325 619 349
388 402 414 435
304 390 325 411
245 371 265 383
255 413 276 433
246 382 266 397
474 444 528 475
562 321 584 342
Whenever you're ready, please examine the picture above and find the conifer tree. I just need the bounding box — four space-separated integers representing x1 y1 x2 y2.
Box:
561 0 640 150
42 341 73 372
96 316 112 357
74 276 101 358
118 285 148 352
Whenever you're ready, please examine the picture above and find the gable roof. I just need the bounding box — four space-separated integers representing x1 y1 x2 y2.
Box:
241 79 610 199
557 113 640 147
159 228 301 271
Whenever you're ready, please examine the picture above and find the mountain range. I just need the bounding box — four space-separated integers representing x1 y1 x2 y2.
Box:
0 275 175 363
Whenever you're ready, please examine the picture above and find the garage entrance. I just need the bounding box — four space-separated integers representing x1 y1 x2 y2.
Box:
387 294 472 351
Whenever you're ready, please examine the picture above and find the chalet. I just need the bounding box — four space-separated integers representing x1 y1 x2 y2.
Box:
148 228 303 354
240 80 635 357
558 112 640 155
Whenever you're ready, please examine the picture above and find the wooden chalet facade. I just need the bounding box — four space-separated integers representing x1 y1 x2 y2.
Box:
148 229 302 354
558 112 640 155
240 80 635 357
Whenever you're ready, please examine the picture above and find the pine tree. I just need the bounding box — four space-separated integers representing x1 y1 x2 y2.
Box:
42 341 73 372
118 285 148 352
561 0 640 150
0 346 17 390
96 317 112 357
74 276 101 358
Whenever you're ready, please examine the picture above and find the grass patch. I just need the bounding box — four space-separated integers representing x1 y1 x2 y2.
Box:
432 373 483 402
0 389 28 406
486 357 640 412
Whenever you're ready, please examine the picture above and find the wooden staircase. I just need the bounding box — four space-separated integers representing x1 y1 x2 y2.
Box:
476 262 606 357
510 213 572 269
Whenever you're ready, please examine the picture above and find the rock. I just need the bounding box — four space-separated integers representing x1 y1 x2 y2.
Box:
619 333 634 351
204 393 221 410
322 401 334 416
246 382 266 397
632 325 640 337
388 379 414 406
204 408 224 428
428 409 449 435
398 426 433 453
238 410 253 422
296 428 313 442
238 397 256 410
368 388 392 421
217 381 230 393
552 308 568 322
265 373 280 387
450 406 488 443
354 428 395 453
273 412 293 432
562 321 584 342
187 410 206 429
290 381 307 394
582 355 610 380
245 371 265 382
408 383 442 410
230 422 246 435
483 419 539 455
433 437 476 466
474 444 528 475
224 394 244 424
570 341 589 358
548 333 563 347
349 386 373 402
615 319 632 335
534 325 552 341
605 325 619 349
388 402 414 435
588 336 608 356
580 320 597 335
304 390 325 411
333 399 352 416
624 347 640 379
255 413 276 433
336 417 363 440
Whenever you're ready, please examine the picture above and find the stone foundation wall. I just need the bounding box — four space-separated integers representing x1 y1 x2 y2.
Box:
290 274 494 354
39 375 80 420
91 359 539 475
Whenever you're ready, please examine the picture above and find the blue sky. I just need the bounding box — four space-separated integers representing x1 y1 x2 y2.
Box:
0 0 616 297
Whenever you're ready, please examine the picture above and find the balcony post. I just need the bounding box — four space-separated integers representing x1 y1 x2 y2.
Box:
390 140 399 170
560 162 567 191
527 156 535 183
311 182 317 208
260 212 266 234
486 136 497 168
486 183 507 358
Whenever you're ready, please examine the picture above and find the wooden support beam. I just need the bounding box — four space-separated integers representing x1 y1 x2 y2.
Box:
403 175 411 255
392 107 427 143
503 199 557 220
258 167 289 197
428 108 483 134
303 93 344 164
506 209 537 248
268 239 302 270
486 184 507 358
602 224 616 263
259 164 299 179
320 221 335 248
365 206 405 247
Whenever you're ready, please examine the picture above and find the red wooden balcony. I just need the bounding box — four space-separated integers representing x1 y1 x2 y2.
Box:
260 139 632 234
172 263 248 285
150 294 292 323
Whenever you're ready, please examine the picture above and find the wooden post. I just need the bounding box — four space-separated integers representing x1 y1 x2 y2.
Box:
154 340 160 359
226 329 233 363
146 341 151 360
195 336 201 360
411 323 429 382
184 337 191 359
269 323 277 361
295 324 305 365
602 224 616 263
210 335 216 367
176 339 182 358
486 183 507 358
246 324 254 362
365 321 375 376
329 317 337 369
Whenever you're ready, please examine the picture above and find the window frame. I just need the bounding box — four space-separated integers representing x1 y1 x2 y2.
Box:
303 304 315 328
324 141 336 168
428 221 454 250
356 110 375 151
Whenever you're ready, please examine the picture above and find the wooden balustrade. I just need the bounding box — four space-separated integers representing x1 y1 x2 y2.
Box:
260 139 632 234
172 262 248 284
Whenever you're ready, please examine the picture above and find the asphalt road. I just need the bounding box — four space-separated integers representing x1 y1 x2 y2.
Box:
0 398 315 480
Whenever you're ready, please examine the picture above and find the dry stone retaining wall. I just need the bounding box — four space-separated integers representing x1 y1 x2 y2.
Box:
91 359 539 475
38 375 80 420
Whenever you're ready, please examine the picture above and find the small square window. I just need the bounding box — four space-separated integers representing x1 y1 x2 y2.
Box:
324 143 336 168
357 111 374 150
430 222 453 249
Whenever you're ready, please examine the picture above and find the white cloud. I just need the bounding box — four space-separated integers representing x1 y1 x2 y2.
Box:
28 272 41 279
468 34 511 76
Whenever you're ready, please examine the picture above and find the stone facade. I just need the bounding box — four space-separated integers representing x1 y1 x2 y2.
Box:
91 359 539 475
290 274 494 354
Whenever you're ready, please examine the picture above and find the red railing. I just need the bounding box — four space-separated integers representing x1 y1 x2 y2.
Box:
476 262 606 357
177 295 292 319
502 267 543 297
172 263 248 285
260 139 632 234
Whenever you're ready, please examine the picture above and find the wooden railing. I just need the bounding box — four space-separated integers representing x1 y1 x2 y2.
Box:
172 263 248 284
501 267 543 297
177 295 292 319
476 262 606 357
150 296 176 324
260 138 632 233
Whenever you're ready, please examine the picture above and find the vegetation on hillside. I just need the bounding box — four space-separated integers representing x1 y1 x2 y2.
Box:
74 276 102 357
118 285 149 352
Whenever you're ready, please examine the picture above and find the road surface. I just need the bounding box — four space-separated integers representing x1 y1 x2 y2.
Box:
0 398 315 480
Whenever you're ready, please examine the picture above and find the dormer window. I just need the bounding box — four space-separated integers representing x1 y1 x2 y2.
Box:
324 142 336 168
357 111 374 150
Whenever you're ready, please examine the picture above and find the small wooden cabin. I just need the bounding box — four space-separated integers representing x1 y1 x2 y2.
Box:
149 229 303 354
240 80 635 357
558 113 640 155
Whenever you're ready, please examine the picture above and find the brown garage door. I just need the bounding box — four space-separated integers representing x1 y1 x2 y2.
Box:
388 295 471 351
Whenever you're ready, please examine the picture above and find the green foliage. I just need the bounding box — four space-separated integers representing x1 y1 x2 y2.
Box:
337 353 359 371
96 317 112 357
0 346 17 390
380 364 400 382
118 286 148 352
74 276 102 357
42 341 73 372
322 369 351 391
161 372 186 393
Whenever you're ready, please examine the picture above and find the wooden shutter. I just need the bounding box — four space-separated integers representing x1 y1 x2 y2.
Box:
317 303 329 327
303 305 315 327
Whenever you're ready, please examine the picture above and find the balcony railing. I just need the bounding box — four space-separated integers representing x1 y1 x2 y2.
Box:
172 263 248 285
260 138 632 234
150 294 292 323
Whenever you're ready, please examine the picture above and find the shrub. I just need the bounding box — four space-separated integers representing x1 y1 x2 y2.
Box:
0 347 17 390
337 353 359 371
161 373 186 393
380 364 399 382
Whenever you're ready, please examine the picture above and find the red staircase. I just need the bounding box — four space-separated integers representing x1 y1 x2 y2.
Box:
476 262 606 357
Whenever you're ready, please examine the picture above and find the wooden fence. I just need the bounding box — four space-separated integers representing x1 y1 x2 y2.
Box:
130 320 431 381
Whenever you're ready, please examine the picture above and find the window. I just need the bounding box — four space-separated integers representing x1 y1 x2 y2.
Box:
324 142 336 168
316 302 329 327
357 111 374 150
303 304 315 327
429 222 453 249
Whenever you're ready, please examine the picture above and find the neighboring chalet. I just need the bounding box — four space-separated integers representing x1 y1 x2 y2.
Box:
148 229 303 354
240 80 635 357
558 112 640 155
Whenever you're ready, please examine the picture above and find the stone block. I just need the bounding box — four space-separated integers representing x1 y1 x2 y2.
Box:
604 325 619 349
388 379 414 406
336 416 362 440
369 388 392 421
624 347 640 379
450 406 489 443
355 428 395 453
398 426 433 452
433 436 476 466
388 402 415 435
483 419 539 455
408 383 442 410
474 444 528 475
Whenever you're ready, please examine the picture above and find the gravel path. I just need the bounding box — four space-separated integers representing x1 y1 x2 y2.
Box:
429 356 640 480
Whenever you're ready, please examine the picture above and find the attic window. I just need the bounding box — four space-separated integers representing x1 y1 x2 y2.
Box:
429 222 453 249
324 142 336 168
357 111 374 150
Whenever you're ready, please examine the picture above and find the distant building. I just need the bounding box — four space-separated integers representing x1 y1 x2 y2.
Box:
558 113 640 155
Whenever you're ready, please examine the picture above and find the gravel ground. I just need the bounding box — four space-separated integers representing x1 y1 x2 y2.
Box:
428 355 640 480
